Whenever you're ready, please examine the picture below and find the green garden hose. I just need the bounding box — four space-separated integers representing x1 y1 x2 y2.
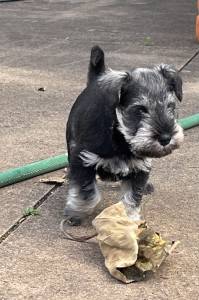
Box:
178 113 199 130
0 155 68 188
0 113 199 188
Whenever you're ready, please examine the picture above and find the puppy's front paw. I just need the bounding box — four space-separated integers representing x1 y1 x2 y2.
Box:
124 205 141 221
143 182 154 195
66 217 82 226
64 207 85 226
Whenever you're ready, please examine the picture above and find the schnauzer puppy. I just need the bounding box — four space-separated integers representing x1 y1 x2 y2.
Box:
64 46 184 224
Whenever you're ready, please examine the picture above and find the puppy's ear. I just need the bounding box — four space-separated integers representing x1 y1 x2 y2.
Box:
158 64 183 101
98 69 131 94
88 45 106 84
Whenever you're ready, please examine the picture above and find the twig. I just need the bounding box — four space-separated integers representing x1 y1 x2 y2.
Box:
178 50 199 72
60 218 97 243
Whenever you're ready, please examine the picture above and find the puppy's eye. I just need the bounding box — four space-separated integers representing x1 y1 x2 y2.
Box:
167 102 176 110
137 105 148 114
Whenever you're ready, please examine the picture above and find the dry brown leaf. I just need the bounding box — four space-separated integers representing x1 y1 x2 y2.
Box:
92 202 179 283
39 176 66 184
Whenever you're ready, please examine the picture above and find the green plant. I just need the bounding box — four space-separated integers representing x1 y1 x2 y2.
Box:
144 36 154 46
23 207 40 217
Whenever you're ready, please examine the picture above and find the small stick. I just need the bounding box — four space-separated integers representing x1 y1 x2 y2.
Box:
166 241 181 255
60 218 97 243
178 50 199 73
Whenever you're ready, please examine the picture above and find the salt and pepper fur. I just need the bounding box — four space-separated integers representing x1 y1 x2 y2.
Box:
65 46 184 222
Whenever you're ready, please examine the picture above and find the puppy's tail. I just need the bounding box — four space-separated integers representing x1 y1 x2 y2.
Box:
87 45 105 84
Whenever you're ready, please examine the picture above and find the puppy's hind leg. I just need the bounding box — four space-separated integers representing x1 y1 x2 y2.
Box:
64 158 101 226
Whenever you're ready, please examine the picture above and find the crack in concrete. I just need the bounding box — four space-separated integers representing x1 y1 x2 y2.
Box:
0 184 59 244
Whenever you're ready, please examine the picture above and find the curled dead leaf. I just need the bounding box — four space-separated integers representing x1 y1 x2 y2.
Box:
92 202 179 283
39 176 66 184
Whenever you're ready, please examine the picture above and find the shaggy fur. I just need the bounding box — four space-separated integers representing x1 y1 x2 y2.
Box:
65 46 184 223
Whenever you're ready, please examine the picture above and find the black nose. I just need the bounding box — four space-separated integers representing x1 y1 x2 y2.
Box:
159 134 171 146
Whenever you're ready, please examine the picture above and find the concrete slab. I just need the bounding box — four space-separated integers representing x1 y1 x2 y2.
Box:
0 0 198 299
0 172 64 237
0 125 198 299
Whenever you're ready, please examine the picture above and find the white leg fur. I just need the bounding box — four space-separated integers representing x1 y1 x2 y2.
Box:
121 180 141 221
66 182 101 215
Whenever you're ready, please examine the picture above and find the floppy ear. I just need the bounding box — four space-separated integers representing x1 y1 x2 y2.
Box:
97 69 131 94
158 64 183 101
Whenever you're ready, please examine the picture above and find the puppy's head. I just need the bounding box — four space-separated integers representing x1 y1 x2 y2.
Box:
99 64 184 158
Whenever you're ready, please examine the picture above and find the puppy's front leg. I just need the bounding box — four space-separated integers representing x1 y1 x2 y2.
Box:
64 156 101 225
121 171 150 221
